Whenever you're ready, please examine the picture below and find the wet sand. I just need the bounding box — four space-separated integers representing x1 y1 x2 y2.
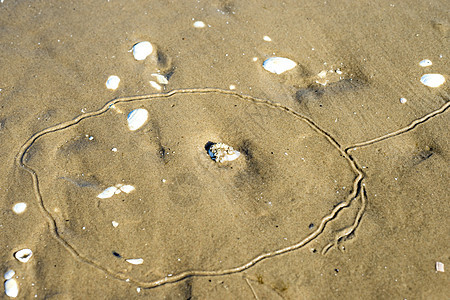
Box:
0 0 448 299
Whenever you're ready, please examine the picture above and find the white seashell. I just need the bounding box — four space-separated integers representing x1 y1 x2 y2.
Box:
400 97 407 104
436 261 444 272
420 74 445 88
263 35 272 42
419 59 432 67
151 73 169 84
119 185 135 194
132 41 153 61
127 108 149 131
263 57 297 74
193 21 206 28
14 249 33 263
4 278 19 298
12 203 27 214
106 75 120 90
4 270 15 280
149 80 162 91
112 221 119 228
126 258 144 265
208 143 241 163
97 186 119 199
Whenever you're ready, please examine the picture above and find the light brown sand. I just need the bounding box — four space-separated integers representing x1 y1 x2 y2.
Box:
0 0 448 299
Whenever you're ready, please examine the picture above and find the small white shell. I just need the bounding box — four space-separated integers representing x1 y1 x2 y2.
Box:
149 80 162 91
419 59 432 67
14 249 33 263
112 221 119 228
12 203 27 214
420 74 445 88
151 73 169 85
106 75 120 90
97 186 119 199
208 143 241 163
126 258 144 265
4 278 19 298
127 108 149 131
263 35 272 42
119 185 135 194
400 97 407 104
436 261 444 272
132 41 153 61
4 270 15 280
193 21 206 28
263 57 297 74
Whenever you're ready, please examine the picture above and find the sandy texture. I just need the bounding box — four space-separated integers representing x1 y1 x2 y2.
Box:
0 0 448 299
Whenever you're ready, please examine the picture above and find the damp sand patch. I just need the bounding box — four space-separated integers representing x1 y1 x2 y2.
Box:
17 88 364 288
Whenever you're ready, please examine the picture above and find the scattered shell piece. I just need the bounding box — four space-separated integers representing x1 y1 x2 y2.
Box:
97 184 135 199
112 221 119 228
4 270 15 280
106 75 120 90
336 69 343 75
127 108 149 131
149 80 162 91
208 143 241 163
4 278 18 298
436 261 444 272
119 185 135 194
193 21 206 28
400 97 407 104
12 203 27 214
229 85 236 90
419 59 432 67
263 57 297 74
126 258 144 265
263 35 272 42
97 186 119 199
420 74 445 87
151 73 169 85
252 57 258 62
132 41 153 61
111 147 118 152
14 249 33 263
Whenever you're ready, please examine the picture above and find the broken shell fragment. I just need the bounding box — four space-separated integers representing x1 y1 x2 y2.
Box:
419 59 432 67
132 41 153 61
14 249 33 263
127 108 149 131
97 186 119 199
126 258 144 265
4 270 15 280
4 278 18 298
436 261 444 272
207 143 241 163
151 73 169 85
420 74 445 87
263 57 297 74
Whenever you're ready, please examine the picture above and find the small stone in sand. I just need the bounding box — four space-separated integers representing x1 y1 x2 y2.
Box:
106 75 120 90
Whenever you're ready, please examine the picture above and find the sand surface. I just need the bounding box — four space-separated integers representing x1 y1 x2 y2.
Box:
0 0 449 299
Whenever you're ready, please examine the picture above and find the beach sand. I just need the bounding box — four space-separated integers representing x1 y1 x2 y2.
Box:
0 0 448 298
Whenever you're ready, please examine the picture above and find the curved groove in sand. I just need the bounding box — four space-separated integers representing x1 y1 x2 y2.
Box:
345 100 449 152
17 88 366 288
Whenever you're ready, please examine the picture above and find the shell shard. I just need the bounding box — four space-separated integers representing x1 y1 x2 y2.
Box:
420 74 445 88
14 249 33 263
127 108 149 131
4 278 19 298
132 41 153 61
4 270 15 280
97 186 119 199
419 59 432 67
12 202 27 214
208 143 241 163
126 258 144 265
106 75 120 90
263 57 297 74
